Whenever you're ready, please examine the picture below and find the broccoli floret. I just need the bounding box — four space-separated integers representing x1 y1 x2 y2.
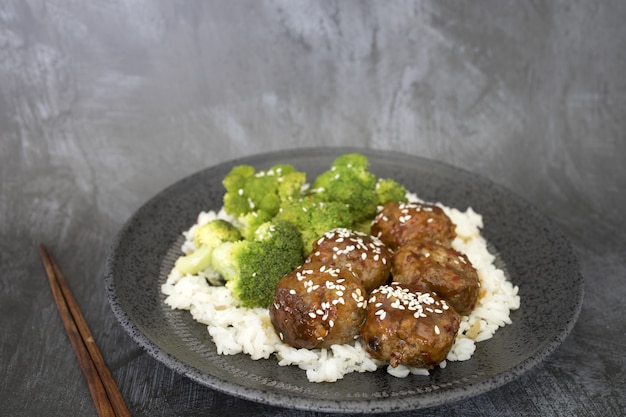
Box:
328 152 370 170
210 220 304 308
192 219 242 248
276 198 352 255
375 178 408 206
278 170 307 203
222 164 307 218
276 197 354 254
234 210 273 241
222 165 256 216
311 153 379 224
175 219 242 275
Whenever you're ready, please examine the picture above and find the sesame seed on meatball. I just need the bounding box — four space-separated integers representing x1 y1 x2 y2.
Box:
360 283 460 369
391 240 480 315
305 228 392 293
371 201 456 250
270 261 367 349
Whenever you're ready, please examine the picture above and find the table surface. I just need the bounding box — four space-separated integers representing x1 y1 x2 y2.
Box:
1 1 624 416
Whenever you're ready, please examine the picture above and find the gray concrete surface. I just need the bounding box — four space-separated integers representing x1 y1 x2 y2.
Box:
1 1 624 416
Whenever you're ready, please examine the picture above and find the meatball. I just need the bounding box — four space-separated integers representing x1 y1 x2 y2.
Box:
305 228 392 293
391 241 480 315
360 283 460 369
270 261 367 349
370 201 456 250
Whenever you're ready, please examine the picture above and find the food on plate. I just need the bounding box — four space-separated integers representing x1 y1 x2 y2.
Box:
180 153 408 309
270 261 367 349
275 199 354 255
162 153 521 383
174 219 242 275
391 241 480 315
310 153 407 225
371 201 457 250
304 228 392 293
180 219 304 308
360 283 460 369
222 163 306 219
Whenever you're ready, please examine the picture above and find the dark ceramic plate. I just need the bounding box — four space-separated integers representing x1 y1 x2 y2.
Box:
105 147 583 413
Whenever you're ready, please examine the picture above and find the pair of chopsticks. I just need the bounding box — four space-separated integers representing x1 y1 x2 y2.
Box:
39 244 131 417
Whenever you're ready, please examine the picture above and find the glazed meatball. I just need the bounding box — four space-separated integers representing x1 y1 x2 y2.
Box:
371 201 456 250
305 228 392 293
270 261 367 349
392 241 480 315
360 283 460 369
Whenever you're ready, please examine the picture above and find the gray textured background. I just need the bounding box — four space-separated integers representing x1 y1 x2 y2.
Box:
1 1 624 416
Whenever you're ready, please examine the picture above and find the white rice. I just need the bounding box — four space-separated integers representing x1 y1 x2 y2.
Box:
161 194 520 383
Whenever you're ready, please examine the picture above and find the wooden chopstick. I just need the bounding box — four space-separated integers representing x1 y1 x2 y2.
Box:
39 244 131 417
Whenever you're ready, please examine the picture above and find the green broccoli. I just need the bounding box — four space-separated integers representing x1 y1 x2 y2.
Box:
222 164 255 215
175 219 242 275
234 210 273 241
222 163 306 218
375 177 408 206
310 153 380 224
179 154 408 306
210 220 304 308
276 197 354 254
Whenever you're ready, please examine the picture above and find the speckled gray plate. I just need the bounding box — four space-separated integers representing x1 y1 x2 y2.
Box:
104 147 583 413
